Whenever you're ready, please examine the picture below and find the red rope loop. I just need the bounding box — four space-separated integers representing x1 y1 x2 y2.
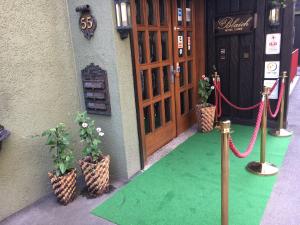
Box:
268 82 285 118
228 100 265 158
217 81 222 117
213 80 260 111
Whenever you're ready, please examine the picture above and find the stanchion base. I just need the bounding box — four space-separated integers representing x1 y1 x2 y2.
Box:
268 128 293 137
246 161 279 176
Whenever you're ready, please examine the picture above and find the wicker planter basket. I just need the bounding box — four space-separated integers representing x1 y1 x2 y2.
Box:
196 104 216 132
79 155 110 197
48 169 77 205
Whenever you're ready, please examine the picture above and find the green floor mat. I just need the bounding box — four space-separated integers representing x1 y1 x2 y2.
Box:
92 125 291 225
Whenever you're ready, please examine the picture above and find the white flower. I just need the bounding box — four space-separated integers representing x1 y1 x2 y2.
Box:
82 122 88 128
96 127 102 133
211 86 215 90
99 132 104 137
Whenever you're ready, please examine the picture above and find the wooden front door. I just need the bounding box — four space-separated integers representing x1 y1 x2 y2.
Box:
131 0 198 158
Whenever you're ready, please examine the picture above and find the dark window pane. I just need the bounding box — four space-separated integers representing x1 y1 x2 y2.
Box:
147 0 156 25
138 32 146 64
187 32 192 56
165 98 171 122
154 102 162 128
179 63 185 87
159 0 167 25
144 106 151 134
178 32 184 57
188 89 193 111
149 32 158 62
163 66 170 92
152 68 160 96
140 70 149 100
186 0 192 26
135 0 144 24
188 61 192 84
180 91 185 114
177 0 183 26
161 32 169 60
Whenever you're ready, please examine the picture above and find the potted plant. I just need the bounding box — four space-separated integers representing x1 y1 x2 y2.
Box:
42 123 76 205
196 75 215 132
75 112 110 197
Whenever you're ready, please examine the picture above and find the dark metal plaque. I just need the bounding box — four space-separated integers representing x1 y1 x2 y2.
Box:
215 14 254 35
81 63 111 116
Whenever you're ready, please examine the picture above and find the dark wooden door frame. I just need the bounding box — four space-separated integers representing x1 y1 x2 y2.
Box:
129 0 206 167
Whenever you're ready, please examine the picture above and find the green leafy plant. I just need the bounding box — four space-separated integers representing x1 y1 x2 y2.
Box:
198 74 214 106
272 0 286 8
75 112 104 163
42 123 74 177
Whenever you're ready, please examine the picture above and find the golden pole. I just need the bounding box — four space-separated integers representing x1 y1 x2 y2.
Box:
214 72 221 130
220 120 230 225
246 87 279 176
269 71 293 137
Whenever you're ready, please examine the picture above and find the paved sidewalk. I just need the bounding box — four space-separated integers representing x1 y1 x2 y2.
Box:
261 80 300 225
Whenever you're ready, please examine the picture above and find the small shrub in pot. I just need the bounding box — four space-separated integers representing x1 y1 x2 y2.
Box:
42 123 76 205
75 112 110 197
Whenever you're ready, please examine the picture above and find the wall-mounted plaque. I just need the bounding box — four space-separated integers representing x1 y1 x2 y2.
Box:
215 14 254 35
219 48 226 60
264 80 278 99
81 63 111 116
264 61 280 79
265 33 281 55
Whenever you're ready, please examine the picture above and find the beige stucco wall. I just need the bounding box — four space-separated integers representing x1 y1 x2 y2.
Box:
0 0 81 220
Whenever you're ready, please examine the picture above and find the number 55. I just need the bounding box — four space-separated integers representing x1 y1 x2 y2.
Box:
80 16 93 30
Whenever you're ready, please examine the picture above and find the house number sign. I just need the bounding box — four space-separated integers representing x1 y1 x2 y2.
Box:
76 5 97 40
215 14 254 35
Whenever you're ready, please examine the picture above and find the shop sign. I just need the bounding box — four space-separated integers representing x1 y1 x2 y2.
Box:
186 8 191 22
81 63 111 116
264 61 280 79
178 35 183 49
215 14 254 35
178 8 182 22
187 36 191 51
265 33 281 55
264 80 278 99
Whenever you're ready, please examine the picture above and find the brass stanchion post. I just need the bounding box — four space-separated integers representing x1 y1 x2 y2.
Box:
220 120 230 225
214 72 221 130
269 71 293 137
246 87 279 176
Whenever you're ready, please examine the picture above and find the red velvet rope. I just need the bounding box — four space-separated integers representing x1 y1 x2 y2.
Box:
269 79 279 94
268 82 285 118
228 100 265 158
214 80 261 111
217 81 222 117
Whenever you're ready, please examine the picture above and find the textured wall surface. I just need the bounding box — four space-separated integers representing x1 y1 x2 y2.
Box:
67 0 141 179
0 0 141 220
0 0 81 220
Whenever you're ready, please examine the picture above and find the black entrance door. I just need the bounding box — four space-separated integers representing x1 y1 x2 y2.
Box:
206 0 265 124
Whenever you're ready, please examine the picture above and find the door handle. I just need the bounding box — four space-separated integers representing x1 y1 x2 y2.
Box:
170 65 175 83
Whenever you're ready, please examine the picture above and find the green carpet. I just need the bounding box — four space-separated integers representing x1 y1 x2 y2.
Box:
92 125 291 225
